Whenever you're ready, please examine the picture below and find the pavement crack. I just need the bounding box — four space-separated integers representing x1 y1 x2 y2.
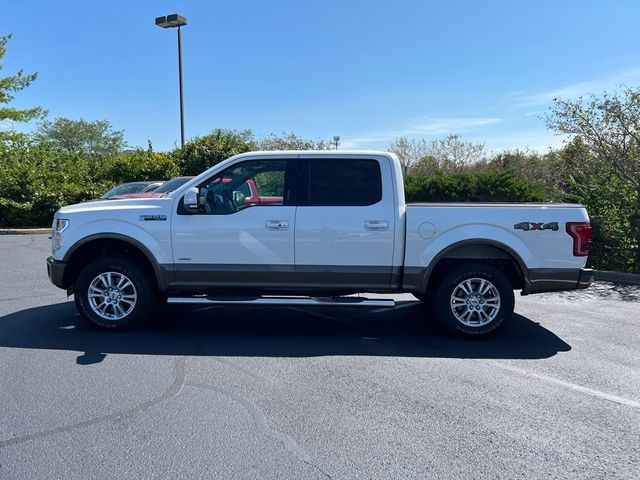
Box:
167 330 267 382
21 235 44 252
0 356 187 449
185 381 332 479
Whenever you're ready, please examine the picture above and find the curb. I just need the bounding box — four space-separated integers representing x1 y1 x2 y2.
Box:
0 228 50 235
594 270 640 285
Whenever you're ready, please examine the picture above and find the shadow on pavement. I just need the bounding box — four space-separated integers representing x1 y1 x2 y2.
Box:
545 281 640 302
0 301 571 363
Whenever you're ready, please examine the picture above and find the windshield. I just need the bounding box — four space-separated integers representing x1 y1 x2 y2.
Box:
154 177 192 194
141 182 163 192
101 182 150 199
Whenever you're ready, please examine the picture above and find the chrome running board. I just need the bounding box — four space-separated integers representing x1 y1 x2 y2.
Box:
166 295 396 308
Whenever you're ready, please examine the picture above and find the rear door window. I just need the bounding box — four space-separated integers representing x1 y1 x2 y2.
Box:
308 159 382 206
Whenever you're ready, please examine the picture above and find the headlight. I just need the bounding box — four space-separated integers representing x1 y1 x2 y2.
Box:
54 218 69 233
52 218 69 252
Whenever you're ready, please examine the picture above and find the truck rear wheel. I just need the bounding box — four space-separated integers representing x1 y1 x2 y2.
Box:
74 256 156 330
433 263 514 338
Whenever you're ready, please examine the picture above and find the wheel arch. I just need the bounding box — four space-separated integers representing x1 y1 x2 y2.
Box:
62 234 169 292
417 239 528 295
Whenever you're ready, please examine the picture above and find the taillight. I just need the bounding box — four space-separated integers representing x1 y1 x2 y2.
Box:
566 222 592 256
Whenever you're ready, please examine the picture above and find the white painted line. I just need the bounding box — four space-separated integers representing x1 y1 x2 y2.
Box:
484 360 640 409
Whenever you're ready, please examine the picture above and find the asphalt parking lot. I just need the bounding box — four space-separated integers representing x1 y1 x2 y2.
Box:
0 234 639 479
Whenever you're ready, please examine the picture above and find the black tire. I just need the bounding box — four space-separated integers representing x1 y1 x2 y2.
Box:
433 263 514 338
74 256 157 330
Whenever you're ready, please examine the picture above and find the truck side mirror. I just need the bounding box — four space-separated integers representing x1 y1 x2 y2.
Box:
183 187 200 213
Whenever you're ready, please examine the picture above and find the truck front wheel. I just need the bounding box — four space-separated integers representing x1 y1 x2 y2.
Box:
433 263 514 338
74 256 156 330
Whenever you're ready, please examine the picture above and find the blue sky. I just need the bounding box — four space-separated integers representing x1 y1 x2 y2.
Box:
4 0 640 152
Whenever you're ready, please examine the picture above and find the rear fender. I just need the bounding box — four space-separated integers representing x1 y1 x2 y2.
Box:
405 224 532 293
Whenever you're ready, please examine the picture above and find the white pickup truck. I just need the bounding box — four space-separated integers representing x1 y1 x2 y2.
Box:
47 151 593 337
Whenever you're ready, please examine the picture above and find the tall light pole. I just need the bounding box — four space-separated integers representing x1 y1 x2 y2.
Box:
155 13 187 147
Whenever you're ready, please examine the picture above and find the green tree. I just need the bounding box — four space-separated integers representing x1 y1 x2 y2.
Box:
257 132 331 151
32 117 126 158
546 89 640 192
485 149 563 194
539 137 592 198
549 137 638 272
0 34 44 139
546 88 640 270
176 128 255 176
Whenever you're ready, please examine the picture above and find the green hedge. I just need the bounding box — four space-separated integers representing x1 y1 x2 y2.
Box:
97 149 180 184
404 171 547 203
0 143 108 227
2 141 636 274
0 143 180 227
1 147 550 228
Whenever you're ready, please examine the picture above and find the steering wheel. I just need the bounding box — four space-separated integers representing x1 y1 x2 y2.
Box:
205 187 235 214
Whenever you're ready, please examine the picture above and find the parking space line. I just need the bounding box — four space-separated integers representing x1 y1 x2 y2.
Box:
484 360 640 409
287 306 640 410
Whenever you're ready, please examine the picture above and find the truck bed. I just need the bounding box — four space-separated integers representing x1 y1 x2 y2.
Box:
403 202 589 271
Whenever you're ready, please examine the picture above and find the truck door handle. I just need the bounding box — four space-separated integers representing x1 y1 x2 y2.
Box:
265 220 289 231
364 220 389 231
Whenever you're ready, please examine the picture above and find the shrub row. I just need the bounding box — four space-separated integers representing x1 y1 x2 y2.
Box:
1 145 549 227
1 139 636 273
0 142 180 227
404 171 547 203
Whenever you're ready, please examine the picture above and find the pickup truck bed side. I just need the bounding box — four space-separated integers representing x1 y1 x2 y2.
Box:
403 203 591 295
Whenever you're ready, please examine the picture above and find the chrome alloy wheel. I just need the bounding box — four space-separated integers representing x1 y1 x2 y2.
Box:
449 278 501 327
88 271 137 321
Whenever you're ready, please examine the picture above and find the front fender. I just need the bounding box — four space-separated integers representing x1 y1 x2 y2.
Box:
58 219 172 266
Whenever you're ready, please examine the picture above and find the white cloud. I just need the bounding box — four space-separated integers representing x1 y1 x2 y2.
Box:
472 131 568 154
507 66 640 107
400 117 502 135
342 123 568 154
342 66 640 151
341 117 501 148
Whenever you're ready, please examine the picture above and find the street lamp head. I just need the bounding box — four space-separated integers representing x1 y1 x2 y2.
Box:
155 13 187 28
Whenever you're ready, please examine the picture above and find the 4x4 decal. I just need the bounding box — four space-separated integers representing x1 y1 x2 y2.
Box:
514 221 558 231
